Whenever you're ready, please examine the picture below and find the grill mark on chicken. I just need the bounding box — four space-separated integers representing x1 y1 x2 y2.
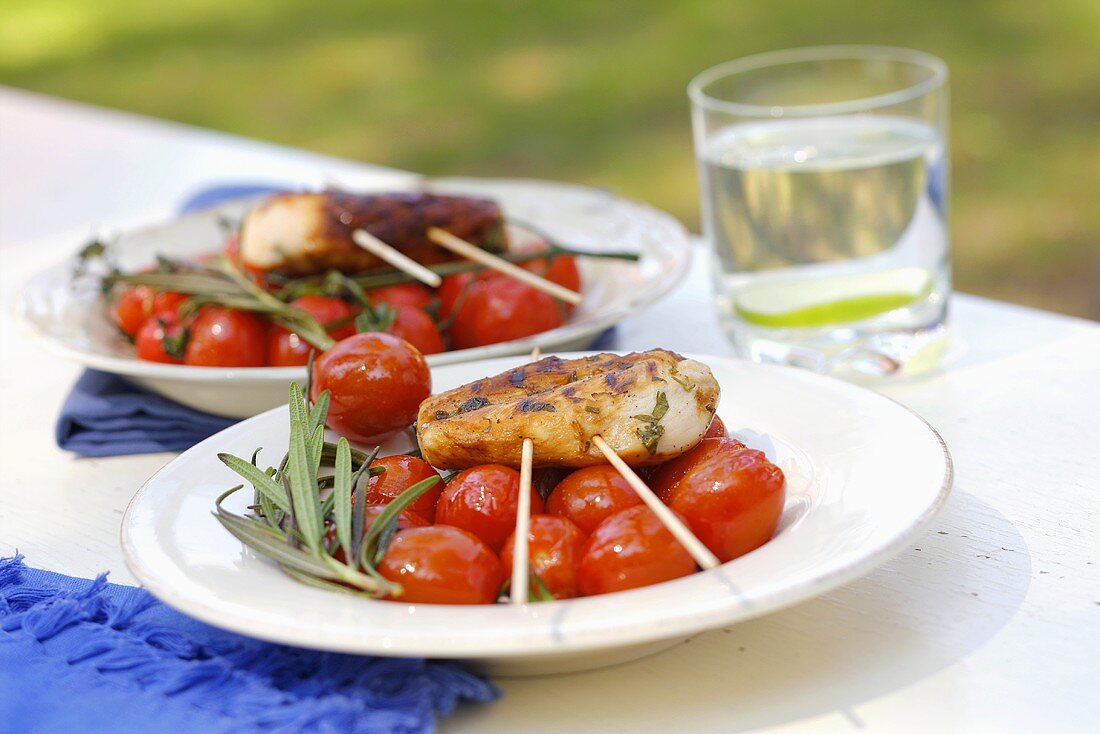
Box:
417 349 720 468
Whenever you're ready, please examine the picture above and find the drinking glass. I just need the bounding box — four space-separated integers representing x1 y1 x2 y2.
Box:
689 46 950 377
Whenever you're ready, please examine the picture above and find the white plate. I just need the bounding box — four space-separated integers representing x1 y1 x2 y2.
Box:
121 353 952 676
18 177 691 418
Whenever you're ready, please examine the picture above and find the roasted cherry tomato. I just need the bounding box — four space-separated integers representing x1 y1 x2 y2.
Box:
378 525 504 604
656 440 785 563
268 295 358 366
326 504 429 564
577 505 697 596
546 465 641 534
523 254 581 303
437 271 491 321
703 415 728 439
386 305 445 355
134 313 185 364
183 307 268 367
363 455 443 522
434 464 545 552
651 436 747 503
500 514 587 600
369 283 434 312
449 278 565 349
310 332 431 443
113 287 187 337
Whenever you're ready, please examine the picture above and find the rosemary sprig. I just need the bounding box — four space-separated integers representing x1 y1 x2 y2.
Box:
212 382 454 599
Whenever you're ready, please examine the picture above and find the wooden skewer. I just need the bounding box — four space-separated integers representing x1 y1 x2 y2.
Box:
427 227 583 306
352 229 443 288
591 435 720 570
529 345 541 361
510 437 535 604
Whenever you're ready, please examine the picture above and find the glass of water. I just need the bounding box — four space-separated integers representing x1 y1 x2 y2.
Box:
689 46 950 377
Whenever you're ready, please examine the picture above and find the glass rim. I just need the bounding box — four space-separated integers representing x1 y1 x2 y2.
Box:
688 45 948 118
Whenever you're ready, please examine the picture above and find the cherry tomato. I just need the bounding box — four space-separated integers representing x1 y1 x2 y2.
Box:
369 283 434 312
546 465 641 534
152 291 188 317
438 271 490 320
184 307 268 367
386 305 445 355
434 464 545 552
651 437 747 503
112 286 155 337
267 296 358 366
310 332 431 443
577 505 697 596
363 455 443 522
134 313 185 364
703 415 728 439
449 278 564 350
325 504 429 564
378 525 504 604
658 441 786 563
523 254 581 299
500 514 587 599
292 295 358 340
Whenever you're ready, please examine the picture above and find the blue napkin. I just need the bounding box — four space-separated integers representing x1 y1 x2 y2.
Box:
0 554 496 733
55 370 238 457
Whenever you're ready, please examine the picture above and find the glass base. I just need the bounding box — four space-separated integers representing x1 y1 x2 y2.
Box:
726 317 950 380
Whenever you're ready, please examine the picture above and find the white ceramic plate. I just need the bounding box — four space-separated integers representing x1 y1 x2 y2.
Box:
18 178 691 418
121 353 952 676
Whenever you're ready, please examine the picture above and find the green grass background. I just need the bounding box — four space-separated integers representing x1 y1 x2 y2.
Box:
3 0 1098 318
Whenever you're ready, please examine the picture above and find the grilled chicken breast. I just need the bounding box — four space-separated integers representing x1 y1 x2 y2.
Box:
417 350 719 469
239 191 506 275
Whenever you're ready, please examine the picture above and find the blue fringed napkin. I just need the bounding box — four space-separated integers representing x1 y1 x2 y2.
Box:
0 554 496 733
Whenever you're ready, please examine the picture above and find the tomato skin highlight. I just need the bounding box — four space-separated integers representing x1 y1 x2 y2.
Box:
546 465 641 534
134 314 185 364
363 455 443 522
387 305 445 355
449 278 564 349
577 505 697 596
651 437 747 504
500 514 588 599
435 464 545 552
377 525 504 605
660 443 786 563
183 307 269 367
310 332 430 443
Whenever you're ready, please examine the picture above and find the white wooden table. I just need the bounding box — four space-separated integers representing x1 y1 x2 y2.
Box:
2 87 1098 734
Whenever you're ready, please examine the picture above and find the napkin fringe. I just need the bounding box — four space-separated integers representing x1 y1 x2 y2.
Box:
0 555 497 732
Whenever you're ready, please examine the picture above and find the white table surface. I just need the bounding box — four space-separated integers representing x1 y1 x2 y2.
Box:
2 87 1098 734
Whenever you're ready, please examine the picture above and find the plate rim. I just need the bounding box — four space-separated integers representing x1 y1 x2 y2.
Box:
17 176 693 380
120 353 953 659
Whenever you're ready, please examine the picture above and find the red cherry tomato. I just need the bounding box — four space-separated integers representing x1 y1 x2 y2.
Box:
658 442 786 563
449 278 565 349
112 286 155 337
378 525 504 604
500 515 588 599
437 271 492 320
310 332 431 444
546 465 641 534
386 305 445 355
292 295 358 340
267 296 358 366
363 455 443 522
703 415 728 439
183 307 268 367
134 314 185 364
577 505 697 595
523 254 581 298
152 291 188 317
369 283 434 312
651 437 747 503
435 464 545 552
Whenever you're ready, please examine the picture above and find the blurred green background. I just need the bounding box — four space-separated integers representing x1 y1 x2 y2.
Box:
3 0 1098 318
